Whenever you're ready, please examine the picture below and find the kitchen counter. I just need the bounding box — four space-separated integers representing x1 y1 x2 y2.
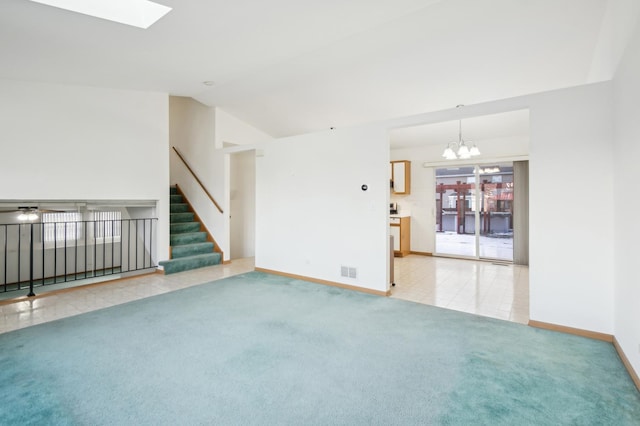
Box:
389 215 411 257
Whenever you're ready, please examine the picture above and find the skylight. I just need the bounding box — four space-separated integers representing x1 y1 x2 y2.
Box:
29 0 172 29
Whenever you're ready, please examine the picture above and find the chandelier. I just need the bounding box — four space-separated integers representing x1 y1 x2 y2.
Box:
442 109 480 160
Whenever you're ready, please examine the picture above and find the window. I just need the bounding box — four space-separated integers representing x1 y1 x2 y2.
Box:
93 211 122 239
41 211 123 243
42 212 83 242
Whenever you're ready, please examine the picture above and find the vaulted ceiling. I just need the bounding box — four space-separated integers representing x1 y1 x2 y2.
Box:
0 0 624 138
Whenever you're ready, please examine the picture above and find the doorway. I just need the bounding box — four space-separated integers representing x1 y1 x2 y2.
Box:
229 150 256 259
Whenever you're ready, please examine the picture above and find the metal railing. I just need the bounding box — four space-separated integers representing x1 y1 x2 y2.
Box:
0 218 157 296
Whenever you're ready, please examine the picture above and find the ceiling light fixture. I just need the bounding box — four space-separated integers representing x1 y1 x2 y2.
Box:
18 208 39 221
442 105 481 160
29 0 172 29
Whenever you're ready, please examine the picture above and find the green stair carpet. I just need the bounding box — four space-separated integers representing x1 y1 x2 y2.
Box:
159 187 221 274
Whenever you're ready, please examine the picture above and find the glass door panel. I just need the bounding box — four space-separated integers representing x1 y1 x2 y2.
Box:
435 166 477 257
478 164 513 261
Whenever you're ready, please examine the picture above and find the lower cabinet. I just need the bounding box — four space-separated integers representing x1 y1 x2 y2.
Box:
390 216 410 257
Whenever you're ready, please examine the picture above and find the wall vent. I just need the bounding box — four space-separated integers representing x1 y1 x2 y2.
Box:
340 266 357 279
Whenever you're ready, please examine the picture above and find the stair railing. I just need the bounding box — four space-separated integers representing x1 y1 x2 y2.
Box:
0 218 158 296
172 146 223 214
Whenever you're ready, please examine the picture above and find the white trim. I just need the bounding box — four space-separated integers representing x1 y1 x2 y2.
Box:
422 155 529 169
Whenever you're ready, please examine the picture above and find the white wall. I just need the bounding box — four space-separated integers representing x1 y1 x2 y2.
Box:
527 83 614 334
169 96 228 259
215 108 272 147
0 79 170 264
256 125 390 292
258 81 616 333
613 10 640 377
587 0 640 82
390 134 529 254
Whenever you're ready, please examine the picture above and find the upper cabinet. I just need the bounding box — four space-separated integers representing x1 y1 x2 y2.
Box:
391 160 411 194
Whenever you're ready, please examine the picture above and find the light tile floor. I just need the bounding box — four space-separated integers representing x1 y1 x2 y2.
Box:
0 255 529 335
390 255 530 324
0 258 255 335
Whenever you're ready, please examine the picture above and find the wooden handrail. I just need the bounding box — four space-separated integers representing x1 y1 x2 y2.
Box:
172 147 224 214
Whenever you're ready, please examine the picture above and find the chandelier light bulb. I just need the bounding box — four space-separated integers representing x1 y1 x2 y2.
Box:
457 144 470 158
442 146 457 160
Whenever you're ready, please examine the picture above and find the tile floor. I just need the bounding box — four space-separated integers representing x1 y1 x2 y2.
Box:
390 255 530 324
0 258 255 335
0 255 529 335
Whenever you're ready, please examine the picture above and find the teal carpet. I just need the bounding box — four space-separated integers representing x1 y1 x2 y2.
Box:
1 272 639 425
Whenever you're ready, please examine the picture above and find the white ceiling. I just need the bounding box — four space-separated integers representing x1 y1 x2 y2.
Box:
390 109 529 149
0 0 616 138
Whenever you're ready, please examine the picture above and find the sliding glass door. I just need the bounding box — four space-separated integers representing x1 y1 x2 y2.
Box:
435 163 514 261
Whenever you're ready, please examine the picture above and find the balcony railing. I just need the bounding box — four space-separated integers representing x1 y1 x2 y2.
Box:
0 218 158 296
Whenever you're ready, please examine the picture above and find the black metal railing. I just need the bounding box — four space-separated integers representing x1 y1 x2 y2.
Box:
0 218 158 296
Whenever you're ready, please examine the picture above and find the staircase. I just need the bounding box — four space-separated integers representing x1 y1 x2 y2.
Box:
159 186 222 274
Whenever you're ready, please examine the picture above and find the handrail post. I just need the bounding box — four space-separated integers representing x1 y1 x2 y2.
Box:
27 222 35 297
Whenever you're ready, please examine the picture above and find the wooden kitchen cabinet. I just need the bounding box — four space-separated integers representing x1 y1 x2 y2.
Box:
390 216 411 257
391 161 411 194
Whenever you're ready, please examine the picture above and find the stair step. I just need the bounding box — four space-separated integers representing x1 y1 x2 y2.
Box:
170 212 195 223
159 253 222 275
164 186 221 275
172 242 214 259
170 222 201 234
170 203 190 213
170 232 207 246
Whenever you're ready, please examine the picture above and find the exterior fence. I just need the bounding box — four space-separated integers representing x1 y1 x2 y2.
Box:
0 218 157 296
